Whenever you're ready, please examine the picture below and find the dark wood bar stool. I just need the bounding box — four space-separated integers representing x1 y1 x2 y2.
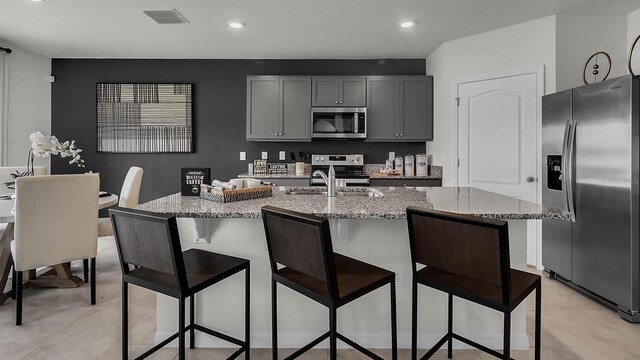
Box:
406 207 541 360
261 206 397 360
109 207 250 360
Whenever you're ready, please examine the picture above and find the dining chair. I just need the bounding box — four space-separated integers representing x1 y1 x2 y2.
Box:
98 166 143 237
109 207 250 360
261 206 397 360
11 174 100 325
406 207 541 360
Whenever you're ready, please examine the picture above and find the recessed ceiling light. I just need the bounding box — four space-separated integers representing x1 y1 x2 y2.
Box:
31 0 44 2
400 21 415 28
228 21 245 29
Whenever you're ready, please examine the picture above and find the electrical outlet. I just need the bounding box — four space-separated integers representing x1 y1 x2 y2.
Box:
240 151 246 161
261 151 268 160
391 266 404 286
194 238 209 244
279 151 286 160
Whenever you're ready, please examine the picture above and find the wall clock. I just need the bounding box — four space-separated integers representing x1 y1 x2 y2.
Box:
583 51 611 85
629 35 640 77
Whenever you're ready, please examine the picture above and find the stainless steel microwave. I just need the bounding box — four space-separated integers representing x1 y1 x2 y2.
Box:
311 107 366 139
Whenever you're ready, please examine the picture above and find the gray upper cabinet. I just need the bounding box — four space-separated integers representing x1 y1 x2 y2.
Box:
247 76 311 141
280 77 311 140
366 75 433 141
247 76 279 140
312 77 366 107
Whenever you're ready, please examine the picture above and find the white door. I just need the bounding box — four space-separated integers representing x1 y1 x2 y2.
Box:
456 71 541 265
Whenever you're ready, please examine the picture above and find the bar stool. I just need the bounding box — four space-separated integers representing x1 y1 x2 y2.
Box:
109 207 250 360
261 206 397 360
406 207 541 360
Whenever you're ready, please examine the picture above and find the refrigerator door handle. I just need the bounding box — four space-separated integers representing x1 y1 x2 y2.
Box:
566 118 577 221
561 119 572 213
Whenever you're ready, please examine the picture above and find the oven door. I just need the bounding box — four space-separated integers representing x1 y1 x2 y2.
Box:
311 108 366 139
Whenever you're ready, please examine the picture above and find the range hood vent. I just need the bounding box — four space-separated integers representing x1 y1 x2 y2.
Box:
143 9 190 24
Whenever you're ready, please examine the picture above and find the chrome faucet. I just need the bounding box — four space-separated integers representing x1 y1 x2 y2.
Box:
312 162 336 197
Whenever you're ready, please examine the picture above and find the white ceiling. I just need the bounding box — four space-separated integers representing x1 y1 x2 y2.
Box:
1 0 639 59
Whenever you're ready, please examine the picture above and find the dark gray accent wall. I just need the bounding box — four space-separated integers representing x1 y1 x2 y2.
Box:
51 59 426 202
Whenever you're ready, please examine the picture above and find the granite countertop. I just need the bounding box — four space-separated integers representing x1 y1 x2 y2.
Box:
138 186 568 221
238 164 443 180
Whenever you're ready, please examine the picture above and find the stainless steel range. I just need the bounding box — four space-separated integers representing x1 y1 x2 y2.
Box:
310 154 369 186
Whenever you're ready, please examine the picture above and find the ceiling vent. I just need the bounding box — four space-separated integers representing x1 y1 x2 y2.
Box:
143 9 190 24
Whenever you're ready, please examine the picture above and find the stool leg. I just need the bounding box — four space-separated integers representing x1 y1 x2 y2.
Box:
15 269 22 326
411 279 418 360
245 266 250 360
179 297 185 360
503 312 511 360
448 293 453 359
272 280 278 360
329 306 337 360
535 285 541 360
190 295 195 349
90 258 96 305
390 282 398 360
122 282 128 360
83 259 89 283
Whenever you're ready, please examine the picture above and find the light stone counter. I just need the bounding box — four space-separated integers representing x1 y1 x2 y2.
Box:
138 186 567 220
139 187 566 350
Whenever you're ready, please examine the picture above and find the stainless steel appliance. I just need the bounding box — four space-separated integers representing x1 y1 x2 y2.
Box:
311 108 366 139
542 75 639 322
311 154 369 186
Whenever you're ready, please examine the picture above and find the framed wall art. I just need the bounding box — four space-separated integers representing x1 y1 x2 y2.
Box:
97 83 193 153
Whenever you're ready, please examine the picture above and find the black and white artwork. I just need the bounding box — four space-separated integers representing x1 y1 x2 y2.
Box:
97 83 193 153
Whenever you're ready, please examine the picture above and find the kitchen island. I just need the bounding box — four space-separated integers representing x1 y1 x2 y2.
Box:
138 187 566 350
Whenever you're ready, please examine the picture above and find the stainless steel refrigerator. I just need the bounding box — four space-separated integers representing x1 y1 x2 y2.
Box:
542 75 639 322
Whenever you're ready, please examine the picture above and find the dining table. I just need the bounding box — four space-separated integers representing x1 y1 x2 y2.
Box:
0 192 118 305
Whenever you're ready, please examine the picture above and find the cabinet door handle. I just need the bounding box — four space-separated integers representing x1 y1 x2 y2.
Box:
334 101 339 104
400 133 404 137
274 133 278 136
395 134 399 137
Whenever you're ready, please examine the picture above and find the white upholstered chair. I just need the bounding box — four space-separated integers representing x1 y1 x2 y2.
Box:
11 174 99 325
98 166 143 237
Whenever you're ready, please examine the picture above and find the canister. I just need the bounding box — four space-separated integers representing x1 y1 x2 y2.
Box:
416 153 429 176
404 154 415 176
394 156 404 176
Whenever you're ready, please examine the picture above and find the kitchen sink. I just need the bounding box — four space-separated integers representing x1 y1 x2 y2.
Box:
285 188 383 197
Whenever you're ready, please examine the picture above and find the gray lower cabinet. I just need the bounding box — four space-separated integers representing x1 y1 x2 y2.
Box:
247 76 311 141
366 76 433 141
370 178 442 187
312 77 366 107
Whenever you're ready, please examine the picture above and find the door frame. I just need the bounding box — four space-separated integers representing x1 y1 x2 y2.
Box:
452 66 545 269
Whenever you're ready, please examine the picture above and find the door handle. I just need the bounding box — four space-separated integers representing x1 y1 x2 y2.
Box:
566 119 577 222
526 176 535 183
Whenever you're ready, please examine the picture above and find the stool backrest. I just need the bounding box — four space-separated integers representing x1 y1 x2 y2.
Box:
261 206 338 299
118 167 143 208
109 207 188 294
406 207 511 303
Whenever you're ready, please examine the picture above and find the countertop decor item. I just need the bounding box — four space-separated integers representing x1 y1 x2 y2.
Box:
96 83 193 153
583 51 611 85
180 168 210 196
200 183 272 203
629 34 640 77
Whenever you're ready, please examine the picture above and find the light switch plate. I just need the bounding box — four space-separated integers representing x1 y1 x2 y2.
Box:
240 151 246 161
261 152 268 160
279 151 286 160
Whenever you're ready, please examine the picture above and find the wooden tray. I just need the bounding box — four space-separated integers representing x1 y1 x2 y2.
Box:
200 184 272 203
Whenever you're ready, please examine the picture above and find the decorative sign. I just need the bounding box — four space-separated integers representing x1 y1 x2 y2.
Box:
267 163 288 174
253 159 267 175
583 52 611 85
97 83 193 153
181 168 210 196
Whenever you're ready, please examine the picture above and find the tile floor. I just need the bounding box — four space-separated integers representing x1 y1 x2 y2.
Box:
0 237 639 360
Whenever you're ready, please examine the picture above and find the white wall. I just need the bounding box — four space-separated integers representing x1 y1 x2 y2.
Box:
629 8 640 73
425 16 557 186
0 41 51 167
556 15 627 91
